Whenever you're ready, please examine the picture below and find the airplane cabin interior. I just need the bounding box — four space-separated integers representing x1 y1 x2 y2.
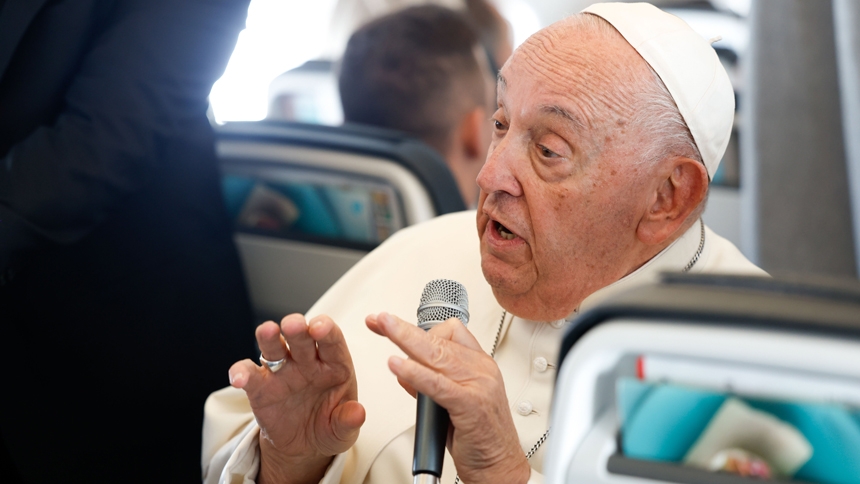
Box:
208 1 860 483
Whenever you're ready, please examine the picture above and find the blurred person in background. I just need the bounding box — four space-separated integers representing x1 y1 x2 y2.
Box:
338 5 498 208
0 0 255 481
325 0 512 69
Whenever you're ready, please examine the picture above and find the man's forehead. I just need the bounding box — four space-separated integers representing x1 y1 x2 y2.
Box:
497 31 641 130
498 72 588 129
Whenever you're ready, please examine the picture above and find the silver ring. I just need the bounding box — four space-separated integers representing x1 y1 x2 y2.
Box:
259 354 287 373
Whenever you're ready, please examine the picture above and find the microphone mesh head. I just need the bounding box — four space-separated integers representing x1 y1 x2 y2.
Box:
417 279 469 328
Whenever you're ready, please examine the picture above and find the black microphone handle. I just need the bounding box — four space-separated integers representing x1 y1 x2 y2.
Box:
412 392 450 477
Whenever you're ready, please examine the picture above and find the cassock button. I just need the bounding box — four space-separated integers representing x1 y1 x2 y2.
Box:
516 400 533 416
533 357 548 373
550 319 565 329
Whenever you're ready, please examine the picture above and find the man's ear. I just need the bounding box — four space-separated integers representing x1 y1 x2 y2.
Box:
445 106 490 208
637 157 709 245
458 106 488 162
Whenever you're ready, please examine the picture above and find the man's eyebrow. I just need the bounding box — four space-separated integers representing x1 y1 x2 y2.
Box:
539 104 585 129
497 73 506 93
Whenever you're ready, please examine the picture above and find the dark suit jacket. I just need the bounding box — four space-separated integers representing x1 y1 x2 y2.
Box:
0 1 255 482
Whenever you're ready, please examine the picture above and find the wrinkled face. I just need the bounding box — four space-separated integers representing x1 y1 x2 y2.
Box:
476 21 658 321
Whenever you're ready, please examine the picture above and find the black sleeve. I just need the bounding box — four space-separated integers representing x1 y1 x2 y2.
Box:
0 0 251 274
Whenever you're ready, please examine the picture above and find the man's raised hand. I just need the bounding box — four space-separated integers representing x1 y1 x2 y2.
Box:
229 314 365 484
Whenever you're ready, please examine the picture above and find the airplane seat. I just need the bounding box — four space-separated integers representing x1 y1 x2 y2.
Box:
544 273 860 484
216 120 466 323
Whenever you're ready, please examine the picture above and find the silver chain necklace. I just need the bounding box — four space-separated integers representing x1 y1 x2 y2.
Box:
683 219 706 273
453 221 704 483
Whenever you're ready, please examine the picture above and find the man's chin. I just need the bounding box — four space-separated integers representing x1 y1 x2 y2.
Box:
482 268 580 322
481 255 524 290
480 259 537 314
492 292 578 322
489 287 552 322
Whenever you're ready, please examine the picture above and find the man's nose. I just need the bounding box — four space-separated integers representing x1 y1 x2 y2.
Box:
477 135 523 197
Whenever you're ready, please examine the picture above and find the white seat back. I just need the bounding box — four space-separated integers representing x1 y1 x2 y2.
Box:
217 121 466 320
545 274 860 484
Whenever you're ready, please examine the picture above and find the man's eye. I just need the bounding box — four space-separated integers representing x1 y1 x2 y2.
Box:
539 145 557 157
493 119 506 130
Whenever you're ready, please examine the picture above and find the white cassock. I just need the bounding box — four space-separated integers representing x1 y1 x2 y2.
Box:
201 210 766 484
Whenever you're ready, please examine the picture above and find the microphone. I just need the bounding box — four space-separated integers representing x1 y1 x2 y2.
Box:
413 279 470 484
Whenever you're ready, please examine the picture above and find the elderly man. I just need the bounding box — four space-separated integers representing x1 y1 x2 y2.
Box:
202 3 765 484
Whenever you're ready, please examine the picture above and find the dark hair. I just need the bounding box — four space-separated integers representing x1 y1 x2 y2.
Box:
338 5 487 154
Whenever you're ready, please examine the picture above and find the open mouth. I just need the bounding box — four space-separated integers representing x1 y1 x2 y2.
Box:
495 221 517 240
